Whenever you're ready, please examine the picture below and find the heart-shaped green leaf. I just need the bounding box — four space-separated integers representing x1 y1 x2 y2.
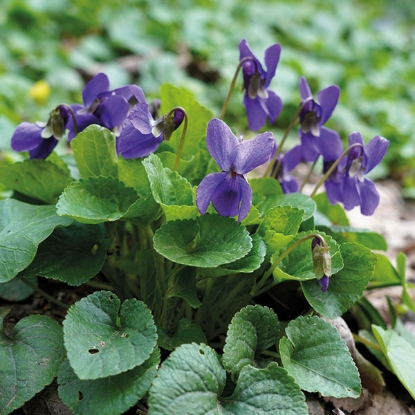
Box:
63 291 157 379
56 176 138 224
58 348 160 415
223 305 279 380
280 315 361 398
20 223 111 286
71 125 118 179
153 214 252 267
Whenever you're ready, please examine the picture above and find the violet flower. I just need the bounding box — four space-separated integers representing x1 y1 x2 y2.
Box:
239 39 283 131
67 73 145 140
298 76 343 162
339 132 389 215
116 102 185 159
11 106 69 159
272 145 302 193
196 118 276 222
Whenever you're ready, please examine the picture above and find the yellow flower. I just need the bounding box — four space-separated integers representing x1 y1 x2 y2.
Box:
29 80 51 106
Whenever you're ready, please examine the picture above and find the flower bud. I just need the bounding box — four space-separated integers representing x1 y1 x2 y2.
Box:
41 106 69 140
152 108 185 141
311 237 332 292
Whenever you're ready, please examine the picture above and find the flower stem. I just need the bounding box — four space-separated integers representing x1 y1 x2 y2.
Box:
309 142 363 198
263 97 313 178
250 233 327 296
299 158 319 192
219 57 257 120
352 333 382 352
20 277 69 309
172 106 188 171
59 104 79 136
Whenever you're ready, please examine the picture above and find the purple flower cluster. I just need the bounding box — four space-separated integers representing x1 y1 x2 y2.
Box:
11 73 184 160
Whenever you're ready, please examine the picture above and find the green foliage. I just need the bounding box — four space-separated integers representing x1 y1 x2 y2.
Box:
0 199 73 282
280 315 361 398
0 3 412 410
0 309 65 415
63 291 157 379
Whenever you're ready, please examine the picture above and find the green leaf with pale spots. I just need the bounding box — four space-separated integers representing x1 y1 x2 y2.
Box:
63 291 157 379
58 349 160 415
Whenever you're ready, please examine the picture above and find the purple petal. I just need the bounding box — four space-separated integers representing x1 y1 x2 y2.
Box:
364 135 389 173
109 84 146 104
236 175 253 222
210 174 252 222
11 122 43 151
243 95 268 131
315 127 343 162
128 104 153 134
116 121 163 159
299 76 312 101
300 132 320 162
67 112 104 141
82 73 109 107
29 137 58 159
259 90 283 124
342 176 361 211
264 44 281 86
281 176 300 194
348 131 364 147
282 144 302 172
318 275 330 292
316 85 339 125
325 177 344 206
196 172 228 215
358 178 380 216
234 132 275 174
96 95 129 129
206 118 239 171
239 39 253 60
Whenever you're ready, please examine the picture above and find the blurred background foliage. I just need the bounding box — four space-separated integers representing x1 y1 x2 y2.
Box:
1 0 415 194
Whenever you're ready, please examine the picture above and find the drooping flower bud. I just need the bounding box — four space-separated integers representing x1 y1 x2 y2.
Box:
151 108 185 141
41 106 69 140
311 237 332 292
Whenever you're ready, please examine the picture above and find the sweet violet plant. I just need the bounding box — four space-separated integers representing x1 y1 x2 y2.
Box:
1 38 413 415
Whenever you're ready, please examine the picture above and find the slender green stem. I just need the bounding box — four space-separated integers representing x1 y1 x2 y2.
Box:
263 97 313 178
261 350 281 359
299 157 319 192
20 277 69 309
172 106 188 171
219 57 257 120
251 233 326 296
352 333 382 352
309 142 363 198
